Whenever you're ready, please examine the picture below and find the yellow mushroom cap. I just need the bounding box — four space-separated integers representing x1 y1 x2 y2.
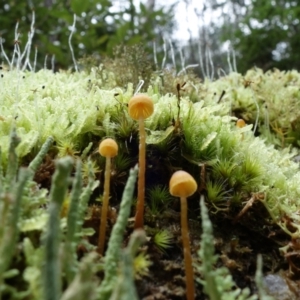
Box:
128 94 154 120
169 171 197 198
99 138 118 157
236 119 246 128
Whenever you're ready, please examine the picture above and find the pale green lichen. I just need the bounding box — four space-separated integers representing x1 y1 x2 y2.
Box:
109 229 146 300
42 156 73 300
98 165 138 299
0 129 32 299
64 159 83 283
61 252 99 300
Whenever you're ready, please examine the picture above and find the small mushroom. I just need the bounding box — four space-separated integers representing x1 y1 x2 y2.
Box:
128 94 154 229
236 119 246 140
236 118 246 128
169 170 197 300
98 138 118 255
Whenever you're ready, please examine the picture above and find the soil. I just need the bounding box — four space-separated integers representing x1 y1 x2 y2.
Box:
83 191 299 299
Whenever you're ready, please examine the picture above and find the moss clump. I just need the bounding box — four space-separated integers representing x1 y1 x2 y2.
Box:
2 51 300 299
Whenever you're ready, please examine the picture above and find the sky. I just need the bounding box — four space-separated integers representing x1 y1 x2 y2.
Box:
111 0 224 44
145 0 225 43
131 0 210 43
166 0 206 42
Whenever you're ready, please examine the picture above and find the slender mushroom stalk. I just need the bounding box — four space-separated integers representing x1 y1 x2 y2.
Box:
169 170 197 300
128 94 154 229
98 138 118 255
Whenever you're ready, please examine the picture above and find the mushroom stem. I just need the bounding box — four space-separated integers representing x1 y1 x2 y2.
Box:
134 117 146 229
98 157 112 255
180 196 195 300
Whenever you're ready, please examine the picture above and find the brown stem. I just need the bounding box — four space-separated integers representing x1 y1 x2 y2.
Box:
98 157 111 255
134 117 146 229
180 196 195 300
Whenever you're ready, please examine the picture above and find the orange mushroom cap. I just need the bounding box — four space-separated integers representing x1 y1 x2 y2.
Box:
99 138 118 157
169 170 197 198
128 94 154 120
236 119 246 128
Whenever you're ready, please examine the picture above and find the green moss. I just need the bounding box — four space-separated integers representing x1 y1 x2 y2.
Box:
2 48 300 299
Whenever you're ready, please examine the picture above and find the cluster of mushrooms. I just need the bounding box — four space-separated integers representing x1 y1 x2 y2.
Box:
98 94 197 300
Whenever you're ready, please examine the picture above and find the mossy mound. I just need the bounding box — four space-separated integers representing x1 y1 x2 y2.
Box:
1 64 300 299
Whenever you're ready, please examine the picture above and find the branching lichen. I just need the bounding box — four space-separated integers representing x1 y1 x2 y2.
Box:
64 159 83 283
109 229 146 300
98 165 138 299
